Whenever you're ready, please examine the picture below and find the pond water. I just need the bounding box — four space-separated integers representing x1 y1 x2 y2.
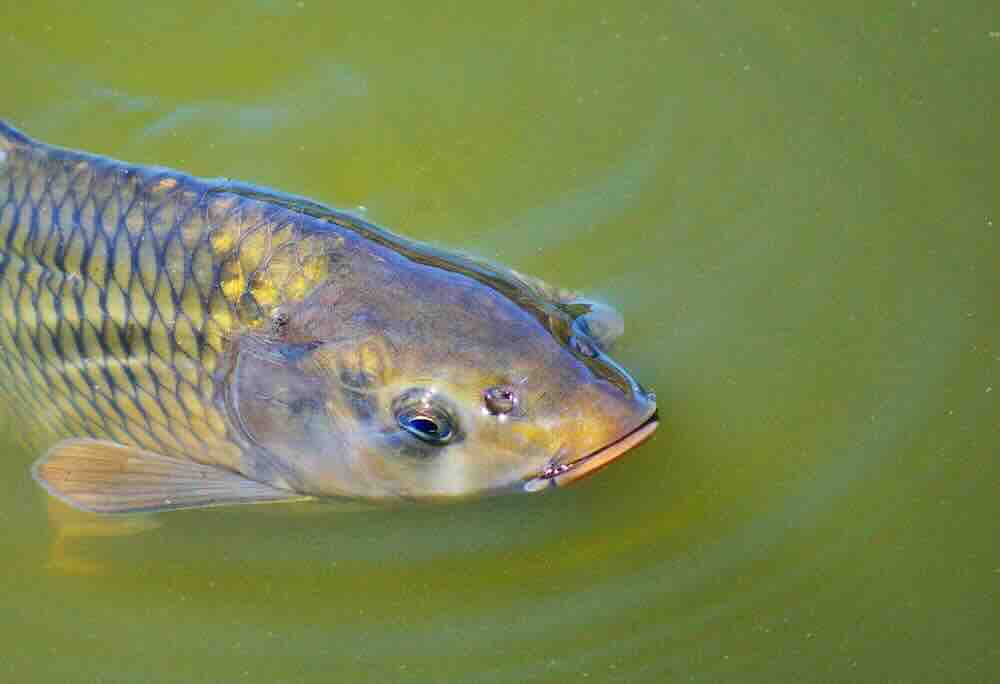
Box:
2 2 997 682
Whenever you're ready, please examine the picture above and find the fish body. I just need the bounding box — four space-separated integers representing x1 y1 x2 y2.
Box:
0 121 656 513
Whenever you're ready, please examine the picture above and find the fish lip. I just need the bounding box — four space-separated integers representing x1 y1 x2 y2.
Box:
523 412 659 492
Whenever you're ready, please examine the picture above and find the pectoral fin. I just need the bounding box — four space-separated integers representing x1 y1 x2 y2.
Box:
32 439 309 514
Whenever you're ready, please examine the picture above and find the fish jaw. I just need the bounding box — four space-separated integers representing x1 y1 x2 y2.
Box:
523 411 659 492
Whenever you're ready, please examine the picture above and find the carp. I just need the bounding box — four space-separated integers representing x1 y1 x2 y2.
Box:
0 120 657 514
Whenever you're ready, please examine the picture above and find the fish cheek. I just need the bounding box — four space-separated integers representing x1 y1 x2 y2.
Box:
307 336 396 393
227 342 338 463
300 336 399 431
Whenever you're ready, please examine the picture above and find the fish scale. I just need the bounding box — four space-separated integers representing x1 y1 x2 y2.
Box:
0 120 657 514
0 123 335 469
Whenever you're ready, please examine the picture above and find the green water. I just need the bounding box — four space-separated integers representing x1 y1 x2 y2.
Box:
2 2 998 682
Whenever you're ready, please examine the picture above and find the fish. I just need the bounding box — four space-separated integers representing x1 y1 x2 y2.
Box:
0 120 658 515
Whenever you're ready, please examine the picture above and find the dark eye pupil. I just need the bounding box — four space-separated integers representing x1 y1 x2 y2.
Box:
397 405 454 445
409 416 439 435
394 390 457 445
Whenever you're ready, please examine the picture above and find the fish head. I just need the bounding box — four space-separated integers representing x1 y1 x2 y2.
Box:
225 241 657 500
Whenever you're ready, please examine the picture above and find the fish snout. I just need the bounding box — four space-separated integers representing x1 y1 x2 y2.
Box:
524 380 658 492
588 377 658 449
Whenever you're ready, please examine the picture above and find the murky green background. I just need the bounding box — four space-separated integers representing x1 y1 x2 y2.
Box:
3 2 998 682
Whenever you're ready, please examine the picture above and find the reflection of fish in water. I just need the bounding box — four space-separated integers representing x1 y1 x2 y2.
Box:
0 121 657 515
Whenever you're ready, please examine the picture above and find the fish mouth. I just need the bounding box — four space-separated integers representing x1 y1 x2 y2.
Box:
523 412 659 492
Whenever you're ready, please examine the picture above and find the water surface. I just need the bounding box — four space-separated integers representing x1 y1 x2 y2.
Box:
2 2 998 682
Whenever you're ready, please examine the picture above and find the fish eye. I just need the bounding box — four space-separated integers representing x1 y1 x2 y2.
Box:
484 386 517 415
398 407 454 445
570 334 599 358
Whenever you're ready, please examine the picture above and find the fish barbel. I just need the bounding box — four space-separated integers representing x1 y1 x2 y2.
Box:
0 120 657 514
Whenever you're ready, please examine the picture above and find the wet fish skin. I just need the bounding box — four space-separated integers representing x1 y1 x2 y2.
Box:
0 120 657 512
0 121 340 475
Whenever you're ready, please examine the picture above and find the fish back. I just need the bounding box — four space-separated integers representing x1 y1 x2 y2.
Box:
0 122 337 468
